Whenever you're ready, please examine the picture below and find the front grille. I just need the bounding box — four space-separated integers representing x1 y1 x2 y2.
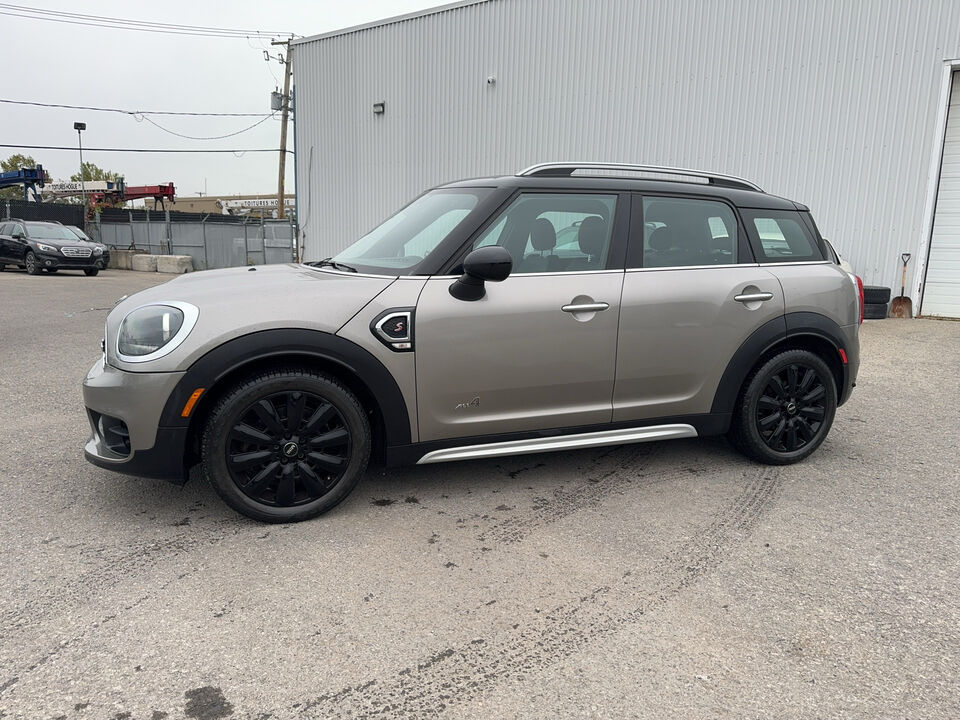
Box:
61 246 92 258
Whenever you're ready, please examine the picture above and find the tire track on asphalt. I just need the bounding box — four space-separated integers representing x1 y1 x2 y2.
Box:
295 466 782 718
478 444 655 545
0 517 246 637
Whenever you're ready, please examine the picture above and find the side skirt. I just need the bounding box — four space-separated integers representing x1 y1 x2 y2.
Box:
417 424 696 465
385 413 730 467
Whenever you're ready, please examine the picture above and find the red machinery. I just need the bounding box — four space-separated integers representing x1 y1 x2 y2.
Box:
88 182 176 213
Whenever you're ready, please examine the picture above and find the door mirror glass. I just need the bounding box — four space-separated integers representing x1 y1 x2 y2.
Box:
449 246 513 301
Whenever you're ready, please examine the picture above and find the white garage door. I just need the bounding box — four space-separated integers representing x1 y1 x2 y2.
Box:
924 72 960 317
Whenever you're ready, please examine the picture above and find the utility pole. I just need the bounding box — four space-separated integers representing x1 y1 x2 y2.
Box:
272 39 293 220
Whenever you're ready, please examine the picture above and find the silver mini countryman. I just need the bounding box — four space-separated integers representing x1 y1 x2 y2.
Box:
83 163 862 522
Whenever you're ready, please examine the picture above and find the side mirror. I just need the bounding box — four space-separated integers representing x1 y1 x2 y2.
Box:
12 232 24 240
449 246 513 301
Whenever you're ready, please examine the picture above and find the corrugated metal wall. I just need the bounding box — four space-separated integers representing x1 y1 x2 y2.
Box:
294 0 960 293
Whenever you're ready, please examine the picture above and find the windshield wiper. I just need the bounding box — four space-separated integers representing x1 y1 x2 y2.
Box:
306 257 358 273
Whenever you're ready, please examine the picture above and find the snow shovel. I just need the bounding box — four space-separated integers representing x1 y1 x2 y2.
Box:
890 253 913 318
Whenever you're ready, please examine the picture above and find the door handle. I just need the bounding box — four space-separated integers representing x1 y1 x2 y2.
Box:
734 292 774 303
562 302 609 313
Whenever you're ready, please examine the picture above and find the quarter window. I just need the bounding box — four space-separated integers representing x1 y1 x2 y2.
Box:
640 197 738 268
471 193 617 273
741 209 824 262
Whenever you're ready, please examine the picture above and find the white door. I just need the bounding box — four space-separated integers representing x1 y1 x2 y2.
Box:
924 72 960 318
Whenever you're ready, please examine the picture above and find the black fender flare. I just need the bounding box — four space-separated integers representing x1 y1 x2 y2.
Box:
158 329 412 446
711 312 850 415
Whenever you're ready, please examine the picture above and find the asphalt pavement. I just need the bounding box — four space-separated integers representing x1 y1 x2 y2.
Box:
0 267 957 719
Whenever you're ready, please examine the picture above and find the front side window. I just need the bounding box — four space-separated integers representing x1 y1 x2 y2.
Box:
471 193 617 273
742 209 824 262
332 188 490 275
640 196 739 268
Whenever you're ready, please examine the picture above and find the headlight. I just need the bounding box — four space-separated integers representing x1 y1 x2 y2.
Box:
36 243 58 253
116 302 199 362
93 246 104 256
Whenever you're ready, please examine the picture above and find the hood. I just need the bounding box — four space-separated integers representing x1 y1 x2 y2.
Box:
31 237 101 249
106 264 396 372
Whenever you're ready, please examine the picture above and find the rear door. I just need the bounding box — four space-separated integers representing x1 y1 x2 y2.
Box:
415 191 628 442
613 194 785 422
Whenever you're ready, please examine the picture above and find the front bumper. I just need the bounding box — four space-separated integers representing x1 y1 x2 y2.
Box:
82 359 189 481
38 251 107 270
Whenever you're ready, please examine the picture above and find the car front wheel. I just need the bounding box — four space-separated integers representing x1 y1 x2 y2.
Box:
25 251 42 275
729 349 837 465
202 367 371 522
84 268 99 276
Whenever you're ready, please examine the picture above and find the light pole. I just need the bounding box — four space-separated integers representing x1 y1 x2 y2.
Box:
74 121 86 216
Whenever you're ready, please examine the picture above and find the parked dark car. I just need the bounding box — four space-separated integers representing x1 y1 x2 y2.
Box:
0 219 108 276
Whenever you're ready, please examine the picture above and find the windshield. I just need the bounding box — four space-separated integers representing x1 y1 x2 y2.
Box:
26 223 82 241
330 189 490 275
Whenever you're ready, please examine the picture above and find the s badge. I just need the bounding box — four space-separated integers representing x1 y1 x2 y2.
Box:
371 308 415 352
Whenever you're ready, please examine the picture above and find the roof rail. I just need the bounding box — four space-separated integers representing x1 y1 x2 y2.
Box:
516 162 763 192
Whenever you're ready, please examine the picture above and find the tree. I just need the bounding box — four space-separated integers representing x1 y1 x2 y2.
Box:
71 162 121 183
0 154 49 200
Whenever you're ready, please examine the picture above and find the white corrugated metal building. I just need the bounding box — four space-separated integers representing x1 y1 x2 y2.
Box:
293 0 960 317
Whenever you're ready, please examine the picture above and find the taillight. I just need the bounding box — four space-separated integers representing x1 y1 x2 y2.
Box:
855 275 864 325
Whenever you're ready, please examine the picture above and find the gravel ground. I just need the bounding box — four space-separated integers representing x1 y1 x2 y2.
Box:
0 268 957 719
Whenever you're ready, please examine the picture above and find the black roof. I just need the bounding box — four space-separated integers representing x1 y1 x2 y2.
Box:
439 174 805 211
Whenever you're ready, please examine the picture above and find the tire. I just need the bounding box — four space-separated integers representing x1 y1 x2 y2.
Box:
863 302 888 319
728 349 837 465
46 268 58 273
202 367 371 523
863 285 890 304
0 263 5 271
84 268 99 277
24 251 42 276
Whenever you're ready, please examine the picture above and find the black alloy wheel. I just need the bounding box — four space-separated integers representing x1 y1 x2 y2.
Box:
202 367 371 522
25 251 41 275
729 349 837 465
755 363 827 452
227 391 351 507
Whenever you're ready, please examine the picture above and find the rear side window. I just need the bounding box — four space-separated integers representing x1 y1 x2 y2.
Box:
638 196 739 268
742 209 824 262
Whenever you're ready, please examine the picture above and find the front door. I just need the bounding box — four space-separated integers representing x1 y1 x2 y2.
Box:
614 194 785 421
415 191 627 442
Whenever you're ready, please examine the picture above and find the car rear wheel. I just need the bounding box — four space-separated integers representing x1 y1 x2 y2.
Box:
729 349 837 465
84 268 99 277
25 252 42 275
202 367 371 522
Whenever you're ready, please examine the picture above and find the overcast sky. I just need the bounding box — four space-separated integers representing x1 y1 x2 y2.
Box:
1 0 453 198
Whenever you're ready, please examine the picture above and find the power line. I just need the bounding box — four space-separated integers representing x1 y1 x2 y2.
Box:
0 4 294 38
137 112 277 140
1 144 292 154
0 98 270 117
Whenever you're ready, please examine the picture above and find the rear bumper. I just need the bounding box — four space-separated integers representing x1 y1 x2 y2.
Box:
82 360 188 481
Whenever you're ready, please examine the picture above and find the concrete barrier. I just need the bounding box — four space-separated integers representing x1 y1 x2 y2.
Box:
131 254 158 272
108 248 147 270
156 255 194 274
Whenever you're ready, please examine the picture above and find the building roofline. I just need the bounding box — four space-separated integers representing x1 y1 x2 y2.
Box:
292 0 493 45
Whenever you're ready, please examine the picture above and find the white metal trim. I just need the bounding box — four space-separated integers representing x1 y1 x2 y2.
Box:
416 424 697 464
115 301 200 364
292 0 492 45
915 60 960 313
